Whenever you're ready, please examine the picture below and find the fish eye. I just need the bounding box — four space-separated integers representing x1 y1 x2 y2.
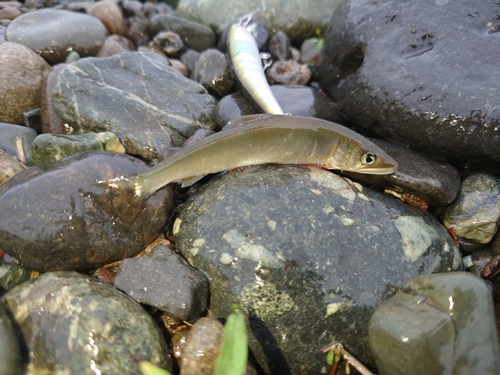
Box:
361 152 376 165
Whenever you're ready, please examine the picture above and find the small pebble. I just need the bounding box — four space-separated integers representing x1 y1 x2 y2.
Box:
266 60 312 85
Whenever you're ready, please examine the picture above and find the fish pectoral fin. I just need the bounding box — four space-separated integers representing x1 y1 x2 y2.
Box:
180 174 207 187
223 114 276 130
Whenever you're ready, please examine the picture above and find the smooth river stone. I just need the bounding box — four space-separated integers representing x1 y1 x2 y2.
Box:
174 165 462 374
52 51 217 162
1 271 173 374
5 9 108 64
319 0 500 171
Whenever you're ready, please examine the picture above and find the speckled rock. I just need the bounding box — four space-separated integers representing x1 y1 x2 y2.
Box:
0 122 37 165
0 303 21 375
319 0 500 171
152 31 185 57
0 264 32 296
1 271 173 374
0 42 51 124
31 132 126 166
0 150 25 186
177 0 342 45
52 51 217 162
150 14 216 52
369 272 500 375
0 151 174 272
444 173 500 246
174 165 462 374
266 60 312 86
343 139 461 207
216 85 342 127
5 9 108 64
191 48 234 97
87 0 126 36
115 239 209 322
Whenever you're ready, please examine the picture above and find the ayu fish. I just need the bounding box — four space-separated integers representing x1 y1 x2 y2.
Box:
227 18 284 115
104 115 398 198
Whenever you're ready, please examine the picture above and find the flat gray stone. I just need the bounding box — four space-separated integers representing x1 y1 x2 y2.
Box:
174 165 462 374
52 52 217 162
319 0 500 171
5 9 107 64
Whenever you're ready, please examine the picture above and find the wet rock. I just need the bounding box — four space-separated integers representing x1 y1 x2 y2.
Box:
97 34 136 57
216 85 342 127
369 272 500 375
191 48 234 97
180 48 200 74
31 132 126 166
177 0 341 45
22 108 41 133
183 128 216 146
152 30 185 57
300 37 321 65
114 239 209 322
64 50 81 63
150 14 216 52
319 0 500 171
0 303 21 375
0 42 51 124
0 264 32 296
40 64 67 134
174 165 462 374
268 31 291 62
0 151 174 272
0 150 25 186
169 58 189 77
180 317 224 375
266 60 311 86
122 0 144 17
126 14 150 46
0 122 37 165
52 51 217 162
5 9 108 64
87 0 126 36
444 173 500 247
1 271 173 374
343 139 461 207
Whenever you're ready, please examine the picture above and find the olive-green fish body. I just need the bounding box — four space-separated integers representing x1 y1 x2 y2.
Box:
120 115 398 197
227 23 284 115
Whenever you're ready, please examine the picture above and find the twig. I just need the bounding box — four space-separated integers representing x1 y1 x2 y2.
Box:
15 136 25 164
322 342 375 375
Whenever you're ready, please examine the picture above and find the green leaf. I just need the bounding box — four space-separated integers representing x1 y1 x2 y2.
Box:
213 309 248 375
326 349 334 365
139 361 172 375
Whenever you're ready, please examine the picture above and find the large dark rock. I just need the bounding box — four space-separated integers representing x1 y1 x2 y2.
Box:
319 0 500 171
52 52 217 162
1 271 172 374
174 165 462 374
0 151 174 272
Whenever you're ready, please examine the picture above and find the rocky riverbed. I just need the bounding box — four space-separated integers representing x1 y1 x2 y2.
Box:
0 0 499 374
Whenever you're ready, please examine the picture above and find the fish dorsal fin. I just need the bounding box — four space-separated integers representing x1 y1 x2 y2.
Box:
223 114 276 130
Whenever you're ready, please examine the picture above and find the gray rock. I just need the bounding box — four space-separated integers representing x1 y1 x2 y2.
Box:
5 9 108 64
268 31 292 62
369 272 500 375
87 0 126 36
22 108 41 132
0 25 6 42
40 63 67 134
97 35 136 57
180 49 200 74
0 42 51 125
52 52 217 162
343 139 461 207
150 14 216 52
115 239 209 322
0 151 174 272
444 173 500 246
0 122 37 165
1 271 173 374
191 48 234 97
177 0 342 45
319 0 500 170
0 264 32 296
31 132 126 166
174 165 462 374
0 303 21 375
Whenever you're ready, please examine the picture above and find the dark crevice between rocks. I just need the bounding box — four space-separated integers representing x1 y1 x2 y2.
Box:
338 45 365 81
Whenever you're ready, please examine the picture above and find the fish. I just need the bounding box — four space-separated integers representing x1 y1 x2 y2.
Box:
104 115 398 198
227 18 285 115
